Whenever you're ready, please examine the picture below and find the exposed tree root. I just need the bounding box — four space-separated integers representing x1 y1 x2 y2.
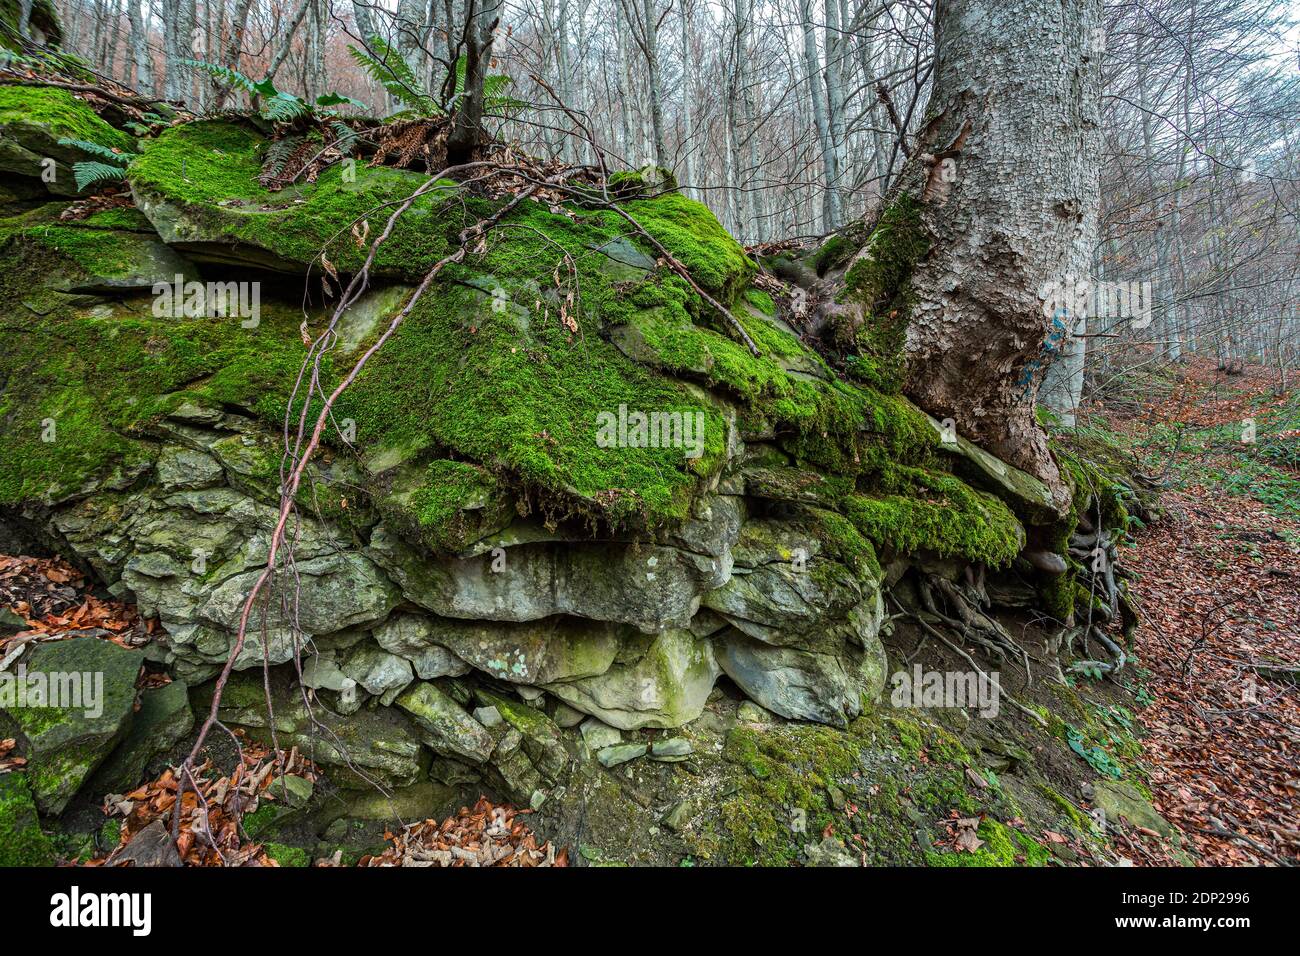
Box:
918 573 1033 684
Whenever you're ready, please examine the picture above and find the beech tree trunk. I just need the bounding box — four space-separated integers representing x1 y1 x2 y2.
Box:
863 0 1103 509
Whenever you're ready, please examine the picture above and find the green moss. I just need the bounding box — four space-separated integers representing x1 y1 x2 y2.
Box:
743 287 776 316
100 817 123 851
0 85 131 152
0 291 323 504
1 221 144 280
242 802 292 841
1036 782 1090 832
264 842 311 867
807 507 882 581
4 109 1046 568
401 460 505 552
839 195 928 393
1036 450 1132 622
924 818 1053 867
715 722 863 865
841 466 1024 566
606 167 679 198
621 192 754 302
128 120 461 277
810 233 854 276
0 772 57 866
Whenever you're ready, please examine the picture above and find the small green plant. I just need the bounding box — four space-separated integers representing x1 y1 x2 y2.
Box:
182 60 368 121
348 38 525 118
56 137 139 191
1066 725 1124 779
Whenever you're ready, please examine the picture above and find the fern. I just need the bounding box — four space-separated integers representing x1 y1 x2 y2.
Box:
348 37 440 115
329 121 359 157
260 136 303 181
70 161 129 191
183 60 355 123
57 138 138 165
181 59 259 97
261 92 311 122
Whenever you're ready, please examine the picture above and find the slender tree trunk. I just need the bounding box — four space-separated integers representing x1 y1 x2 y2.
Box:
823 0 846 228
735 0 762 240
613 0 637 166
128 0 153 93
678 0 694 195
446 0 503 164
266 0 315 84
800 0 837 231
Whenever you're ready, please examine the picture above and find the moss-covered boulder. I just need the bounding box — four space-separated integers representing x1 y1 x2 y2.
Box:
0 82 1114 818
0 86 133 196
0 204 198 292
1 637 143 814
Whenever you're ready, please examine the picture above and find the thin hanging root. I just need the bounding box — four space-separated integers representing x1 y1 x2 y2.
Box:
920 574 1033 684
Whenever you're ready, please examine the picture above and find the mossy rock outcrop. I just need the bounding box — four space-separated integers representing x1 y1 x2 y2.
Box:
0 84 1134 857
0 86 132 196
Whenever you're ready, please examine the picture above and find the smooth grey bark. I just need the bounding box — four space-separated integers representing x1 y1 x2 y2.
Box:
127 0 153 94
163 0 197 103
863 0 1104 506
612 0 637 165
800 0 838 231
736 0 763 240
678 0 694 195
447 0 503 164
265 0 315 84
823 0 846 227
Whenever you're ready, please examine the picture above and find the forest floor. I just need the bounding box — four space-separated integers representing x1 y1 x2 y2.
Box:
1083 356 1300 865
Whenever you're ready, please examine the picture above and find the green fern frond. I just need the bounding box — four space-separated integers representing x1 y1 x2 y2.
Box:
71 161 128 191
260 136 302 180
261 93 311 122
181 59 259 96
348 37 439 114
56 138 137 165
329 121 360 157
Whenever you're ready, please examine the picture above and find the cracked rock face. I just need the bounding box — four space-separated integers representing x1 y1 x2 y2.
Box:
3 378 900 810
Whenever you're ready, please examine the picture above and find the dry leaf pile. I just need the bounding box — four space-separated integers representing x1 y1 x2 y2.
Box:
361 797 567 868
93 737 318 868
1 554 156 672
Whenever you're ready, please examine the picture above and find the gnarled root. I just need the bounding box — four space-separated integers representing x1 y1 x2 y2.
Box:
918 572 1032 683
